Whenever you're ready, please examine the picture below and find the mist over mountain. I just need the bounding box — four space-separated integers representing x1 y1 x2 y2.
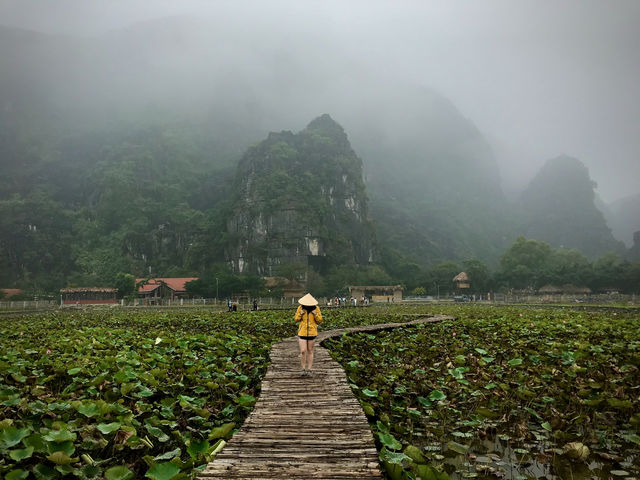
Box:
603 194 640 248
0 15 637 292
519 156 625 258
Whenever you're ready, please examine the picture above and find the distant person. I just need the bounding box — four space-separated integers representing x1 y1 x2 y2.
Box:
252 299 258 311
294 293 323 377
228 299 233 312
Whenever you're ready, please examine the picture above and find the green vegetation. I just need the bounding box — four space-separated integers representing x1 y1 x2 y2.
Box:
325 305 640 479
0 307 409 479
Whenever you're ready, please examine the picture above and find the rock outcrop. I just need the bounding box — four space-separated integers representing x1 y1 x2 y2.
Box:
226 115 375 276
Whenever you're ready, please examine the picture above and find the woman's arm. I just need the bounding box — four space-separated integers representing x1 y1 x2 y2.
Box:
294 306 303 323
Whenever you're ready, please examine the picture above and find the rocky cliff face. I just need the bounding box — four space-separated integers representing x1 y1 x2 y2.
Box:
226 115 375 276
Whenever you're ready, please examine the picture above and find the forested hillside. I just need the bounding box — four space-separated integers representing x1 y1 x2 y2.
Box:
0 20 637 296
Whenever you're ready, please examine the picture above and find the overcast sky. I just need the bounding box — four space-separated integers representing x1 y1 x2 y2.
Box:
2 0 639 203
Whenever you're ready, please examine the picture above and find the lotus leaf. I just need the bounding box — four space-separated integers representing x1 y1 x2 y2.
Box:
380 446 411 464
43 430 75 443
77 402 102 418
5 469 29 480
404 444 427 464
47 451 77 465
32 463 58 480
378 432 402 450
236 394 256 407
428 390 446 402
154 448 181 460
208 422 235 440
105 465 135 480
97 422 122 435
446 441 469 454
562 442 590 461
187 439 209 459
0 427 30 448
9 446 34 461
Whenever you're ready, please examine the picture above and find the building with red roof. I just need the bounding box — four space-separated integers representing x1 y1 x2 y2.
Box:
136 278 198 303
1 289 23 299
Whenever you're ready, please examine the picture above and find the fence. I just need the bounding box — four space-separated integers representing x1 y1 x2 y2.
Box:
0 300 57 310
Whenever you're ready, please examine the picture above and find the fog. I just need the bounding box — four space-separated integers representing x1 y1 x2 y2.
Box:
2 0 639 203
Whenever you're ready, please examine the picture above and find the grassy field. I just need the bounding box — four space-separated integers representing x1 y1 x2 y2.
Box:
1 305 638 480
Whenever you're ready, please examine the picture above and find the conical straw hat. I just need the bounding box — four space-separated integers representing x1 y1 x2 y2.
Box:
298 293 318 306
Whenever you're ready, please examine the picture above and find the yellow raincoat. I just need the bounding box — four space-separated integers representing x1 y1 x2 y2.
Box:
294 305 323 337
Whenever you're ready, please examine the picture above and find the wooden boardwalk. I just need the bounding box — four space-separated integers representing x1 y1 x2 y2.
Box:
198 315 453 479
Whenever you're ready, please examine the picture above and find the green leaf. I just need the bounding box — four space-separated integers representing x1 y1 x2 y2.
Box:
43 430 76 443
428 390 446 402
47 440 75 456
404 445 427 464
0 426 30 448
154 448 181 461
97 422 122 434
145 462 181 480
67 368 82 375
146 425 170 442
379 446 410 464
47 451 76 465
236 394 256 407
208 422 235 440
378 432 402 450
446 440 469 454
474 348 488 355
5 469 29 480
9 446 34 461
77 402 102 418
362 388 379 398
623 433 640 445
541 421 552 432
105 465 135 480
187 439 210 459
32 464 58 480
507 358 523 366
607 398 633 409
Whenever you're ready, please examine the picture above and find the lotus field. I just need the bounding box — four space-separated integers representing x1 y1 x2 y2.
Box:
0 308 403 480
326 305 640 479
1 305 639 480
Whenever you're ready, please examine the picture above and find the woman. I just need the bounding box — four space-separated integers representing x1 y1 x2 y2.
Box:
294 293 323 377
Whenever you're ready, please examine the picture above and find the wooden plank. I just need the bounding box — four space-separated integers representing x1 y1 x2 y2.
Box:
196 315 452 479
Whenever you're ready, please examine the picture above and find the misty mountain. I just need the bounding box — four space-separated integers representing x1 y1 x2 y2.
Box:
226 114 375 276
603 193 640 248
519 155 625 258
1 17 630 292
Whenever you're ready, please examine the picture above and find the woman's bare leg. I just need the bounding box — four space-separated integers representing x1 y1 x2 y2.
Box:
298 338 308 369
306 339 315 371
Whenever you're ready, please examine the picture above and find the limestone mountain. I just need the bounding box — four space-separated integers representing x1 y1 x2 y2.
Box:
520 155 625 258
225 115 375 276
347 89 513 268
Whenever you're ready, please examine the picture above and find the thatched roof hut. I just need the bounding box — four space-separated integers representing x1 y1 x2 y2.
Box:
453 272 470 289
